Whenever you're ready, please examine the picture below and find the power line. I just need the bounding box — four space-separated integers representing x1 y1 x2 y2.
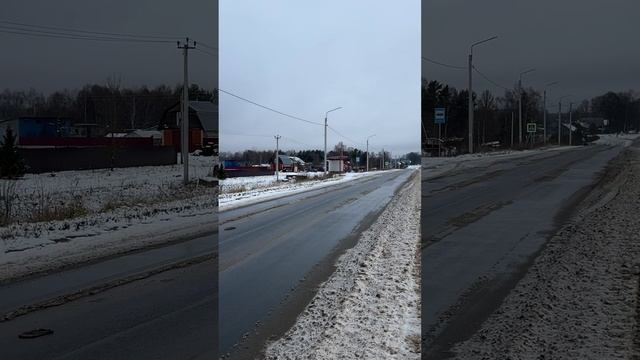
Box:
472 65 510 90
195 41 217 52
422 56 466 70
0 27 174 43
0 20 182 40
328 125 366 147
194 47 217 57
218 89 323 126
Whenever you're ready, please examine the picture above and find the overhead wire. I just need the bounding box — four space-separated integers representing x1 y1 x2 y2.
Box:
0 20 182 40
218 89 323 126
422 56 466 70
0 27 175 43
194 47 217 57
472 65 510 91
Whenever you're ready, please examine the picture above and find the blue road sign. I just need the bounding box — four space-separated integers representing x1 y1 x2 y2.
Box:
434 108 446 124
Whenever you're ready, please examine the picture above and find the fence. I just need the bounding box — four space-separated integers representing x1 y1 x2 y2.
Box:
19 146 177 173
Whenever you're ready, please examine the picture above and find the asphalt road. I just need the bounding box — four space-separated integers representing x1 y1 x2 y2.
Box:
421 144 624 359
0 169 412 360
219 169 414 358
0 232 217 360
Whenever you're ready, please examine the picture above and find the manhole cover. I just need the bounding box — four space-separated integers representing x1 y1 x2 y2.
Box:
19 328 54 339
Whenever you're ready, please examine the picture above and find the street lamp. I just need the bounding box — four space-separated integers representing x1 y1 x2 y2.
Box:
324 106 342 174
543 81 558 145
468 36 498 154
518 68 536 145
366 134 376 172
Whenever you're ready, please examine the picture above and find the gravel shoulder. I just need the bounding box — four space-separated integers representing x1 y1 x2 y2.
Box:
264 170 421 359
453 143 640 359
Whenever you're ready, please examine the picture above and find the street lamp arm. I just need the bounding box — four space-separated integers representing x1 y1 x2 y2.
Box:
470 36 498 53
326 106 343 117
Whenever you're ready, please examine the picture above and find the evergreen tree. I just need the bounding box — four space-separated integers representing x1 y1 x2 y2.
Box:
0 127 26 178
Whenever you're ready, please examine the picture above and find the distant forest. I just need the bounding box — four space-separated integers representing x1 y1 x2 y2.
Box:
0 79 217 131
422 78 640 149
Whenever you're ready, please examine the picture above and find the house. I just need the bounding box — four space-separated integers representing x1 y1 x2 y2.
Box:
161 101 218 153
327 155 350 173
272 154 306 172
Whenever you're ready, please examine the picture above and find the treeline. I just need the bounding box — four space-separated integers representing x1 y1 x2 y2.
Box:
0 80 217 131
422 79 640 150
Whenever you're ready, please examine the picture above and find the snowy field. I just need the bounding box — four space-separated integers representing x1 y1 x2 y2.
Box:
265 169 421 359
0 156 217 282
219 170 396 210
453 143 640 359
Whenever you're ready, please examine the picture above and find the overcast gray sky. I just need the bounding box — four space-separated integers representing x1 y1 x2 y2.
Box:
220 0 420 155
423 0 640 104
2 0 216 94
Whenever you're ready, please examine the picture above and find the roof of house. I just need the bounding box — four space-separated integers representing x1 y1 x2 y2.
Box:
189 101 217 133
275 155 306 165
162 101 218 133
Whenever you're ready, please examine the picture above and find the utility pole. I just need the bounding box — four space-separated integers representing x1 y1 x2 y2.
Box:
468 51 473 154
381 148 384 170
468 36 498 154
558 101 562 145
543 90 546 145
511 112 514 148
366 134 375 172
542 82 558 145
366 139 370 172
178 38 196 185
324 107 342 174
274 135 281 181
569 102 573 146
518 68 536 146
131 96 136 129
518 78 522 145
556 95 571 146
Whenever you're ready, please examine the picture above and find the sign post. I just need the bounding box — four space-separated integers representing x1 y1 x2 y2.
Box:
435 108 446 157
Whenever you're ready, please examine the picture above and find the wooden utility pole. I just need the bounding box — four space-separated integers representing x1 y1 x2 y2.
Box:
178 38 196 185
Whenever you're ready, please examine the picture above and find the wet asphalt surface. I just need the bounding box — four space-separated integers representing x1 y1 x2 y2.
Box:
218 169 414 358
0 169 412 360
421 145 624 359
0 232 217 360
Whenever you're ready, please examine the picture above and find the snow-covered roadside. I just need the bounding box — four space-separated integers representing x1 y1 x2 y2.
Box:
265 169 421 359
422 146 577 181
219 170 395 211
453 145 640 359
0 206 215 282
0 156 217 282
593 132 640 147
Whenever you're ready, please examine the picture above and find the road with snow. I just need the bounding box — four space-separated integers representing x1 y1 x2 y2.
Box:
0 168 413 360
421 143 627 359
219 168 415 358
